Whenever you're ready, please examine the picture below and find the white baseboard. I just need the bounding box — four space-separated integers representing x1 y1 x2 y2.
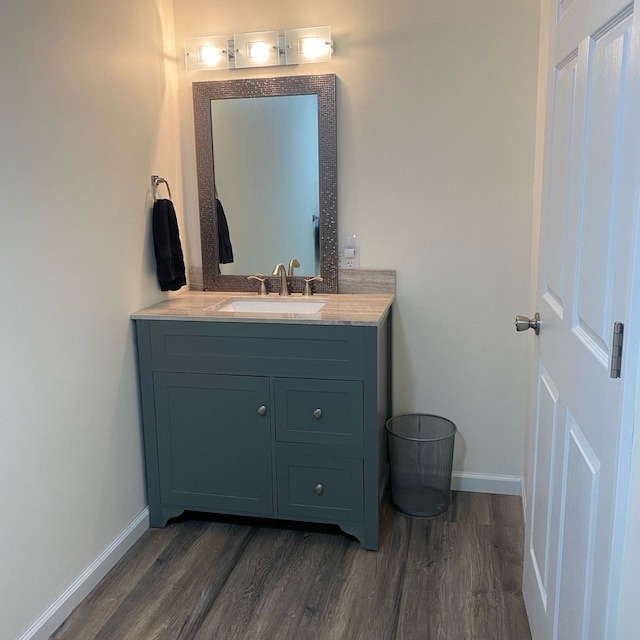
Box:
18 508 150 640
451 471 523 496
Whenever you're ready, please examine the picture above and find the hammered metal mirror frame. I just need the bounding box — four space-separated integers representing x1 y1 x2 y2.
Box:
193 74 338 293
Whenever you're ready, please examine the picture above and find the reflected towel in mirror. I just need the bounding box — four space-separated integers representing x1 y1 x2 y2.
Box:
216 198 234 264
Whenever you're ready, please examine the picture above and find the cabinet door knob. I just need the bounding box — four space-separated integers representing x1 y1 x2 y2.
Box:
315 483 324 495
257 405 267 416
313 408 323 419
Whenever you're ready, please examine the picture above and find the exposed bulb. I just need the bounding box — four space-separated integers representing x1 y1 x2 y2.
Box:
299 37 326 59
246 41 270 63
197 45 221 65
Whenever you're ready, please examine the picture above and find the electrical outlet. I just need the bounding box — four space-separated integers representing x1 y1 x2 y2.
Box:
339 234 360 269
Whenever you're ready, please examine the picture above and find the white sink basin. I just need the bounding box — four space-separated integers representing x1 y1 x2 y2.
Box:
207 297 327 315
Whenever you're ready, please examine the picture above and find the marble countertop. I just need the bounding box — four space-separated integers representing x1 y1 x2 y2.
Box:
131 291 395 326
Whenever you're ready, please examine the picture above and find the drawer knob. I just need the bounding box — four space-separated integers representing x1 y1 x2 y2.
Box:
313 408 323 419
315 483 324 495
257 405 267 416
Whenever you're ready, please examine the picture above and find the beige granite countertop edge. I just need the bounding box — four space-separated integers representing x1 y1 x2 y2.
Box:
131 292 395 326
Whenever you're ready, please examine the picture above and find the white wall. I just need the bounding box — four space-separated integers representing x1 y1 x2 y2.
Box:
0 1 183 638
173 0 540 480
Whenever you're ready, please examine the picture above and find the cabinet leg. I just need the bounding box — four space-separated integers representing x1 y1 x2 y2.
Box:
338 523 379 551
149 504 185 528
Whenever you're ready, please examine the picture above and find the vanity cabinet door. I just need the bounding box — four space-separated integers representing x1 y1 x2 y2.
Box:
153 372 273 515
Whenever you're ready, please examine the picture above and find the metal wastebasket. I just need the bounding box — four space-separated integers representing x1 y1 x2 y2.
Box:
386 414 457 516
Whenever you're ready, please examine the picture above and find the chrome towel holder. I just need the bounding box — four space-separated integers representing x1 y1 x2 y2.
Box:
151 175 172 201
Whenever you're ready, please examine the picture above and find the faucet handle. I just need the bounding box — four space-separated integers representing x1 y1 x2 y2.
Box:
303 276 324 296
288 258 301 276
247 274 268 295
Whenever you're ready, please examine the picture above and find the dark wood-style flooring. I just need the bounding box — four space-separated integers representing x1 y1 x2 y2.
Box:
50 492 531 640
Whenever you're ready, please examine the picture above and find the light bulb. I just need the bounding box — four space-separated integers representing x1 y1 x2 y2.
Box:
197 45 221 65
246 41 270 63
299 37 325 59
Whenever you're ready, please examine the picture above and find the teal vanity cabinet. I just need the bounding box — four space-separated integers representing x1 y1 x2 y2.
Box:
134 312 391 550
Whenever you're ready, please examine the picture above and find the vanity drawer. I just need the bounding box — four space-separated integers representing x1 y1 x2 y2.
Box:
274 378 363 447
276 451 363 523
147 321 365 379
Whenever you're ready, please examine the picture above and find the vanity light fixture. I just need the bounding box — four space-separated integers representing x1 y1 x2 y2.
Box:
184 26 332 71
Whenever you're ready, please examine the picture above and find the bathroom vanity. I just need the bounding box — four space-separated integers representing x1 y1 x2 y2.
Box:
132 292 393 550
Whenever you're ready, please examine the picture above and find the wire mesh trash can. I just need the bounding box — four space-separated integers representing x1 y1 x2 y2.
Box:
386 414 457 516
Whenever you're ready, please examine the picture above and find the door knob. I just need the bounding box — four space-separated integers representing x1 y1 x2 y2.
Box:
257 405 267 416
514 312 541 335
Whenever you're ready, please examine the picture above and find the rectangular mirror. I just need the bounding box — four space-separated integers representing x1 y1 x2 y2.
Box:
193 74 338 293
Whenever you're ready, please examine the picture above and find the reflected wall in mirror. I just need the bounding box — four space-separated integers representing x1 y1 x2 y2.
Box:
193 74 337 293
213 94 319 275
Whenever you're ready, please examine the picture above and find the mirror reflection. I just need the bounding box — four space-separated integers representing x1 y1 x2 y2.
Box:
212 94 320 275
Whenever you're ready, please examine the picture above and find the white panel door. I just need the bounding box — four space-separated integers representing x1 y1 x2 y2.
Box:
523 1 640 638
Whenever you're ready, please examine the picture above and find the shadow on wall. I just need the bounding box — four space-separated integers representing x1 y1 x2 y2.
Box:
137 0 187 304
390 304 468 472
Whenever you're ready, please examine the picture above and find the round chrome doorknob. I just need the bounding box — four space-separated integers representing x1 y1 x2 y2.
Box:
514 312 541 335
313 408 323 419
315 483 324 495
257 405 267 416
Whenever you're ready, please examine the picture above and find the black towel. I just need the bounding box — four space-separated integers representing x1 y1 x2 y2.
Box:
152 199 186 291
216 198 234 264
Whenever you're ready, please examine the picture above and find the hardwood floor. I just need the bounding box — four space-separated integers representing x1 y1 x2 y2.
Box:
50 492 531 640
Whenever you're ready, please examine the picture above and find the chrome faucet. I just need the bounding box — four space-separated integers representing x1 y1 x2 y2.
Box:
272 263 290 296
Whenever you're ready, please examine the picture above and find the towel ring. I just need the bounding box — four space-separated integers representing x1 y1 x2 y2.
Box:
152 175 172 201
